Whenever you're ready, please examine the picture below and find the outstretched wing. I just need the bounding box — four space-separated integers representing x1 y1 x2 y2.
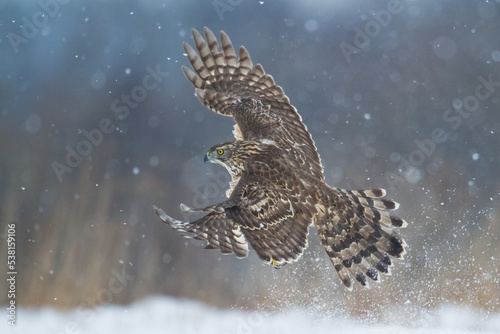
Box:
153 205 249 258
182 27 324 180
315 188 407 289
154 171 313 266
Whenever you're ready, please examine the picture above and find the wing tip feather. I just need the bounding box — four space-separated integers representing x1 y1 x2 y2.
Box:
153 205 179 229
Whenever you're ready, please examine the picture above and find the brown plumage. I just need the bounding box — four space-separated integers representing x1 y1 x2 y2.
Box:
154 28 407 289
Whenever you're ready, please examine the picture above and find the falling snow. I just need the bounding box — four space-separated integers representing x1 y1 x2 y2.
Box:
2 1 499 332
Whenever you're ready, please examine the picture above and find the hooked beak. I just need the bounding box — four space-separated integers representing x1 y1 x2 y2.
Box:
203 152 210 163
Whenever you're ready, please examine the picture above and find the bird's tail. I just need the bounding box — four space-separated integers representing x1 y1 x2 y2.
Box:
315 187 407 289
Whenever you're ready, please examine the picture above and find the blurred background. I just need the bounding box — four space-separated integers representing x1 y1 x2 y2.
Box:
1 0 499 324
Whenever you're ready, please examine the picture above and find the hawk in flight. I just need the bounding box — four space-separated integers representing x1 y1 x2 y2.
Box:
154 28 407 289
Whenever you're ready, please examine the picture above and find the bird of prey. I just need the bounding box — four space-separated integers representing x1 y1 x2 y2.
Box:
154 27 407 289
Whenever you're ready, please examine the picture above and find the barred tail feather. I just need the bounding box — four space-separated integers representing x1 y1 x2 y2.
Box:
315 187 407 289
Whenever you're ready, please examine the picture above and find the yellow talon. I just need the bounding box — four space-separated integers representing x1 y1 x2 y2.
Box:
271 259 280 269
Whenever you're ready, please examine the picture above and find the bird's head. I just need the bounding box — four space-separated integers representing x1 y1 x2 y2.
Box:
204 142 234 165
204 140 267 174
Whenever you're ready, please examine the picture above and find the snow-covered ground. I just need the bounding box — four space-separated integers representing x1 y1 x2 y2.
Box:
3 296 500 334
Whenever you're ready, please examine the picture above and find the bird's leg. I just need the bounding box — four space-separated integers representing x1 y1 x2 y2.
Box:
271 259 287 269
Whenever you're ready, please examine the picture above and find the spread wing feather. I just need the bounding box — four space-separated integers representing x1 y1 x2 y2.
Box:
183 27 324 180
219 174 313 265
153 205 249 258
224 177 311 266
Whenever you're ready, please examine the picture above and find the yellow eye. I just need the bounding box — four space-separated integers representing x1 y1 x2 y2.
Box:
217 149 224 155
